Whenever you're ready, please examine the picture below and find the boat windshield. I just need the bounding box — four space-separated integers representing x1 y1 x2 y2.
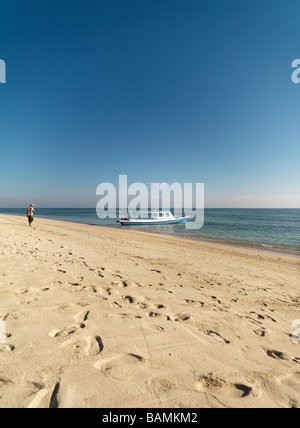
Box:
151 211 173 219
119 211 174 220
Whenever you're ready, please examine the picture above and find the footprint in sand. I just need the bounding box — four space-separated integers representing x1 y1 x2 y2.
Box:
107 313 142 320
136 302 148 309
185 299 196 304
121 295 134 304
171 313 190 322
0 344 15 352
148 311 170 321
211 296 221 305
152 304 165 310
14 287 50 303
143 323 165 333
196 375 252 399
109 301 122 309
112 280 129 288
1 312 24 321
27 381 60 409
17 297 39 305
253 328 267 337
0 376 59 409
277 372 300 408
94 353 147 380
203 330 230 344
73 310 89 324
249 312 277 323
85 335 104 357
99 286 111 296
49 323 85 338
137 302 166 310
264 349 300 365
49 309 90 339
279 372 300 390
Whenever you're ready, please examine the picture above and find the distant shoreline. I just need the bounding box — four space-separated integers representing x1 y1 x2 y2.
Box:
1 212 299 258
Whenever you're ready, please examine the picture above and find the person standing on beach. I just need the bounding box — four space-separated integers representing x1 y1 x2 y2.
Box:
27 204 34 226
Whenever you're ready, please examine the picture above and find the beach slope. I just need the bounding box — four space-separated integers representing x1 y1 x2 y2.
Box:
0 215 299 408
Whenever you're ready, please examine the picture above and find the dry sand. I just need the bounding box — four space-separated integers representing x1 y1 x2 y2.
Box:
0 214 299 408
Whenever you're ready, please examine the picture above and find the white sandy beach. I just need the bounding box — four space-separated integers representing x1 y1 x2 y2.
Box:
0 214 299 408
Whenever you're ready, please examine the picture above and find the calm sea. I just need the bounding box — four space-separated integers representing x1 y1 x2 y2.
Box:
1 208 299 254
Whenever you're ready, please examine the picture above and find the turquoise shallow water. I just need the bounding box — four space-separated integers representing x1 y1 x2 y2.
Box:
1 208 299 254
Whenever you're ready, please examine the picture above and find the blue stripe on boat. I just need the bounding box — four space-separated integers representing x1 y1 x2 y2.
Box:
118 216 189 226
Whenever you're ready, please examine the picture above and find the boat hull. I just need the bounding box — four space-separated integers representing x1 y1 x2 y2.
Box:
117 216 189 226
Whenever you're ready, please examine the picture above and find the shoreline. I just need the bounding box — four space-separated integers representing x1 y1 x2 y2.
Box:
1 213 299 258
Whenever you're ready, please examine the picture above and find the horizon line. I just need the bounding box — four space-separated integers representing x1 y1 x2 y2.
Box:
0 207 299 210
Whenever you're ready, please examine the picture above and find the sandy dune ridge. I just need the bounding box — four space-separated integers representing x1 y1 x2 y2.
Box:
0 214 299 408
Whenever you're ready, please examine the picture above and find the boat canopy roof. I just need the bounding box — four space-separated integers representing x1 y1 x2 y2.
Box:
119 210 175 219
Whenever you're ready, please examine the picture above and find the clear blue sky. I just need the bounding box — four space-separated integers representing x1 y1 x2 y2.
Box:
0 0 299 208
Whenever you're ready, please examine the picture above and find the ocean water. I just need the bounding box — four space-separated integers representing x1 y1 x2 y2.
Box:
1 208 299 254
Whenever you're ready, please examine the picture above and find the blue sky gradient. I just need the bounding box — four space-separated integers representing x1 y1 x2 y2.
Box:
0 0 299 207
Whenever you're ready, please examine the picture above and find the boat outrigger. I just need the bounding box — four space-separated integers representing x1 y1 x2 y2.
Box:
117 211 190 226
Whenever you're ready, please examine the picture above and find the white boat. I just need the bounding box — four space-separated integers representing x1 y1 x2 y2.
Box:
117 211 189 226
